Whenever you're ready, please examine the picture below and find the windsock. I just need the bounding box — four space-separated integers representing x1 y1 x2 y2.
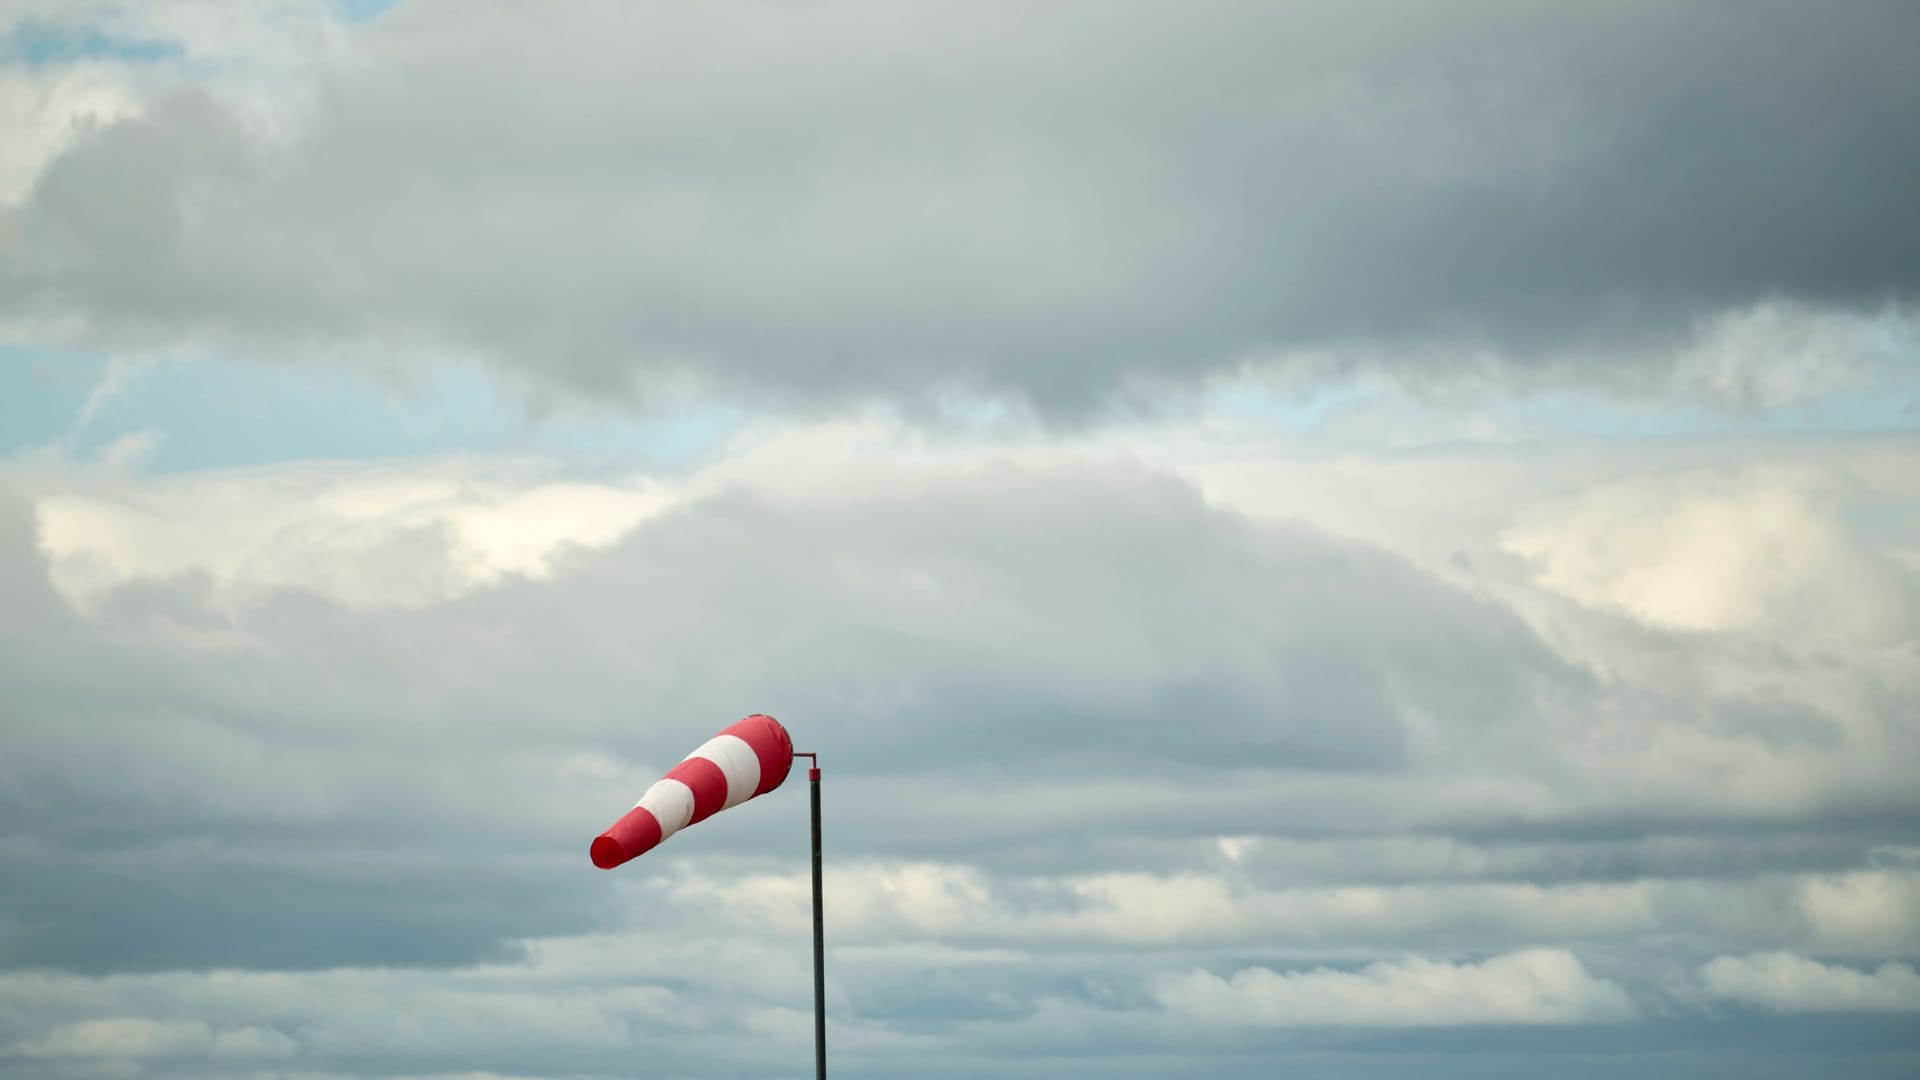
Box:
591 714 794 869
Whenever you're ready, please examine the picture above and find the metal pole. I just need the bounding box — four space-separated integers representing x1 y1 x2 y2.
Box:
808 759 825 1080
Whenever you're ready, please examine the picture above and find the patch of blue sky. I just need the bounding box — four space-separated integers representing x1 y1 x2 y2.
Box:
1524 384 1920 441
0 347 93 452
1 3 404 69
1202 379 1370 433
0 19 183 66
1 347 746 475
331 0 409 25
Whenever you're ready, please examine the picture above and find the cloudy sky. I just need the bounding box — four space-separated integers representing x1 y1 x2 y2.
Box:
2 1 1918 1077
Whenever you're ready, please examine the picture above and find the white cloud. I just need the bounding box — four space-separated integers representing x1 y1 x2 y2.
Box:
1801 870 1920 954
1502 466 1918 645
1698 952 1920 1013
13 1016 295 1058
73 353 152 429
0 61 141 203
1676 301 1920 411
675 860 1810 955
31 460 673 612
1154 949 1634 1027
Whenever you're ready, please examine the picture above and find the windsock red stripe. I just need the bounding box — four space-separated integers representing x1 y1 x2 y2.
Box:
667 756 729 826
591 805 662 869
591 714 795 869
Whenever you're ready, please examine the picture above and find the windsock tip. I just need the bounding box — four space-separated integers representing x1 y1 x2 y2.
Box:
589 834 627 870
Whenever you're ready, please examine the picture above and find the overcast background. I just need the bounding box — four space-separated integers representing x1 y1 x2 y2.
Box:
2 2 1918 1078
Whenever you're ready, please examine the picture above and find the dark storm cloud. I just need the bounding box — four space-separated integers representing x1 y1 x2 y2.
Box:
3 0 1917 410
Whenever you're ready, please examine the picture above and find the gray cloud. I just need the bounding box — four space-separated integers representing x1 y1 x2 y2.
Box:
3 1 1917 411
0 458 1582 973
1 436 1918 1079
3 441 1915 989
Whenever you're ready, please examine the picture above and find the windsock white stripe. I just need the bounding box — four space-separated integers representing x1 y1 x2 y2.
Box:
637 778 695 838
687 734 763 810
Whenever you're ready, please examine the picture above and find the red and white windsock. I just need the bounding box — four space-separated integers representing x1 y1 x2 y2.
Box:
590 714 794 869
